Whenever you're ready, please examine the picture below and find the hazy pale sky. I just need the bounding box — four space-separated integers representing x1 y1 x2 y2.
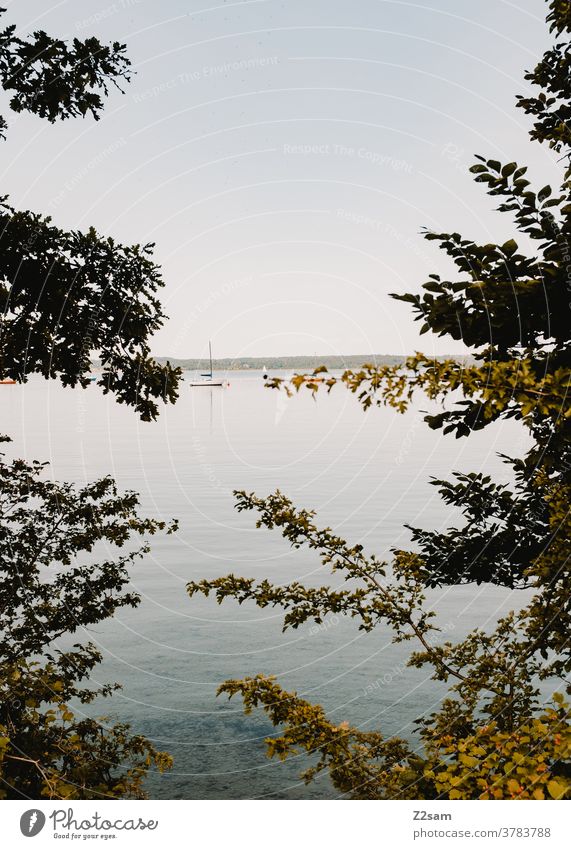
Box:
1 0 557 359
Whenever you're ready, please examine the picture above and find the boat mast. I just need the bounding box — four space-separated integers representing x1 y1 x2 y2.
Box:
209 340 213 377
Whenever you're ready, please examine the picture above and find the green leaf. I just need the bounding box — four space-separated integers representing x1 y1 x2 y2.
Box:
502 239 518 256
537 185 552 202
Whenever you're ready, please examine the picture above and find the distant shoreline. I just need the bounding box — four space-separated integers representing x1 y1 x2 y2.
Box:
141 354 471 371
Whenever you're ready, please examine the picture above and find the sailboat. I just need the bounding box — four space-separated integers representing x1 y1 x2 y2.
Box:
189 341 225 387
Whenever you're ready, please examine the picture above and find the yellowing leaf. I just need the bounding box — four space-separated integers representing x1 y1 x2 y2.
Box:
547 779 567 800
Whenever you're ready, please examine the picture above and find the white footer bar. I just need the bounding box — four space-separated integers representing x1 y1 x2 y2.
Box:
1 799 568 849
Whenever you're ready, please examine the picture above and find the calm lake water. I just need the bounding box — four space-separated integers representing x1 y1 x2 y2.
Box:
2 372 532 799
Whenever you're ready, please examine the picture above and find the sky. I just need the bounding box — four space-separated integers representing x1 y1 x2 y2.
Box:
0 0 559 360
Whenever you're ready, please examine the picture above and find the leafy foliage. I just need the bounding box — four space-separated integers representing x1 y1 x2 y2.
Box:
0 9 181 419
218 676 570 800
189 479 570 799
0 7 130 139
0 9 180 799
517 0 571 155
189 0 571 798
0 198 181 420
0 442 176 798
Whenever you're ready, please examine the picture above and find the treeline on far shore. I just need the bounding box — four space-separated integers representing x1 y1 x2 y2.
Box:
142 354 472 371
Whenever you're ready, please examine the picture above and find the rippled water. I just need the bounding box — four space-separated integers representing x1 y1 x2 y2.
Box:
2 372 531 798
